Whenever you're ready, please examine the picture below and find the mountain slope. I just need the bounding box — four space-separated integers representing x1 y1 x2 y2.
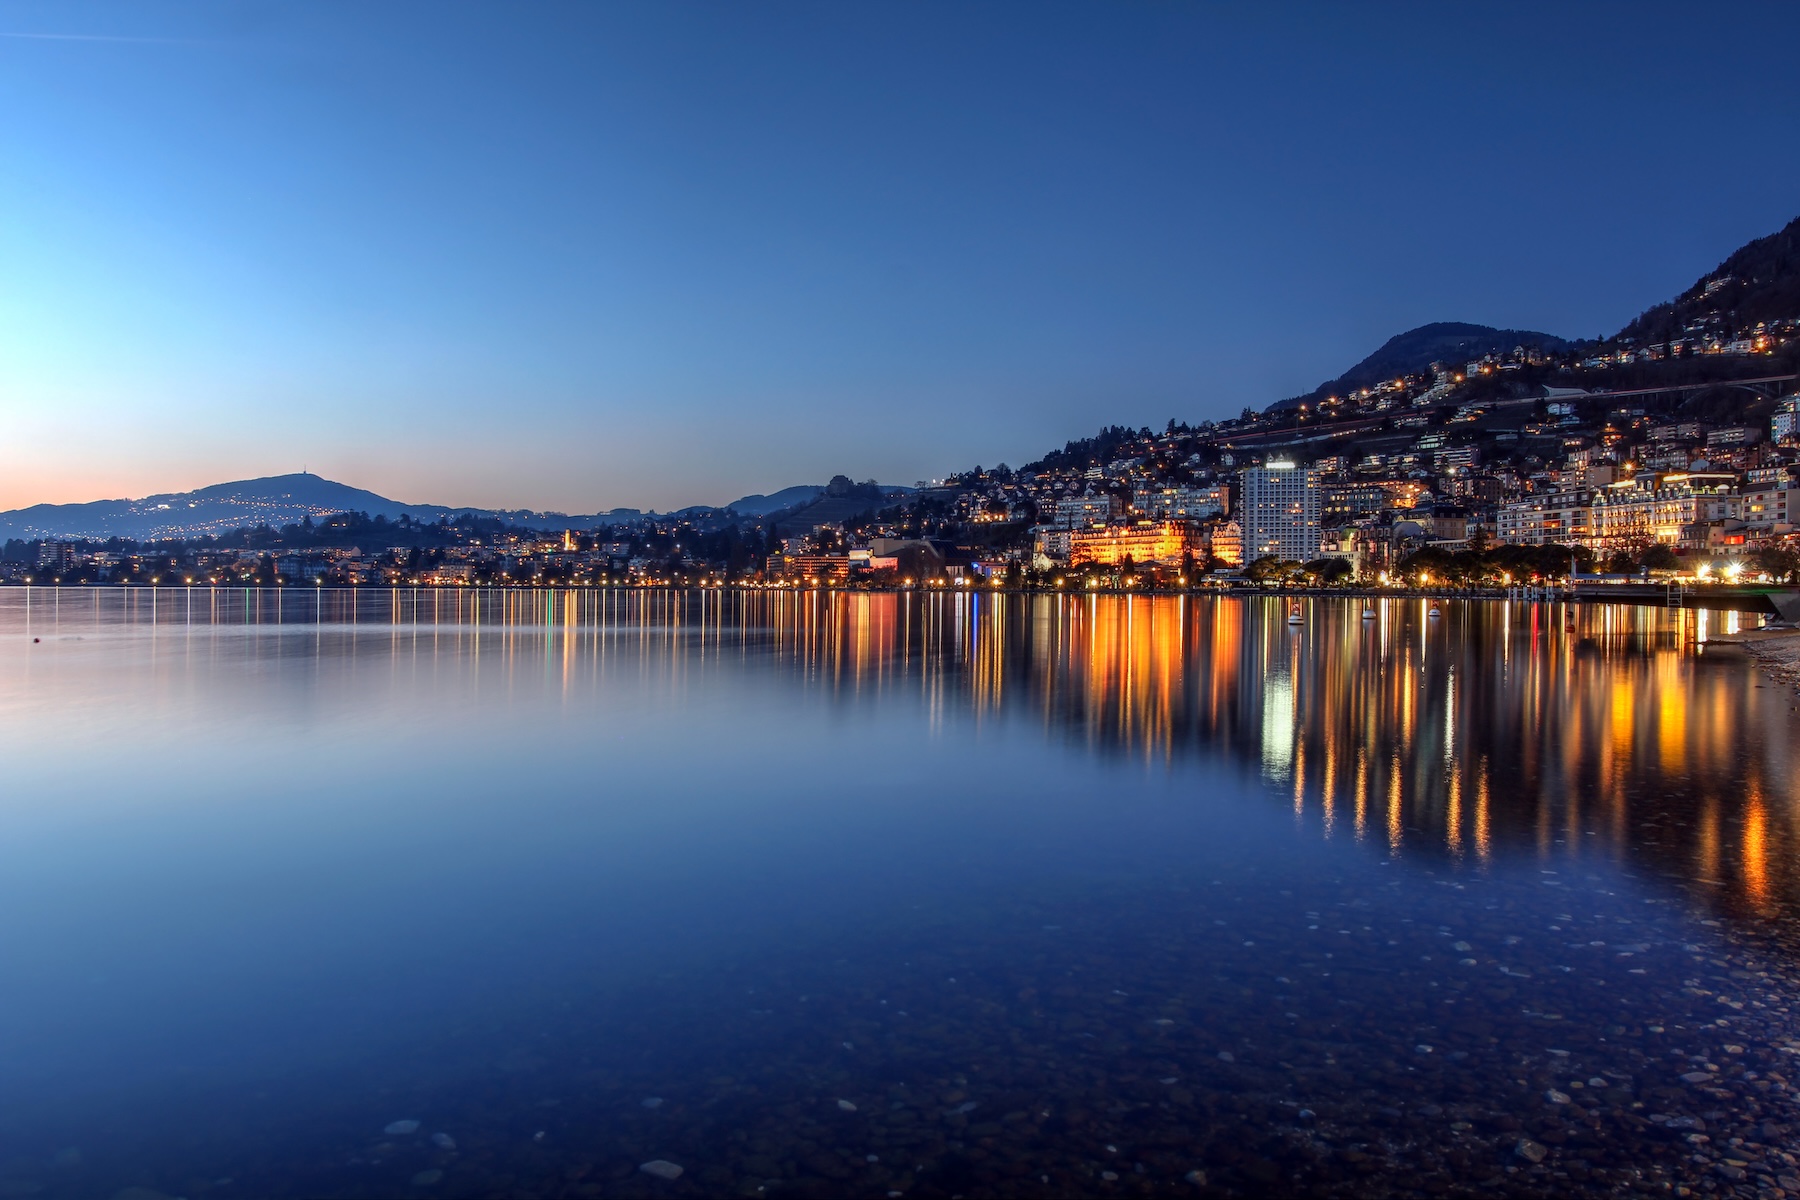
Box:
1616 215 1800 344
1269 322 1572 412
0 474 442 541
0 473 647 541
721 485 827 516
1 474 913 541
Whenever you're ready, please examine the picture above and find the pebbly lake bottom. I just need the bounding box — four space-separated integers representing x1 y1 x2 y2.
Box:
8 848 1800 1199
4 589 1800 1198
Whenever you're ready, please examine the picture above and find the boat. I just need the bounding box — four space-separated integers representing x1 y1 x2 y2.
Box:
1287 604 1303 625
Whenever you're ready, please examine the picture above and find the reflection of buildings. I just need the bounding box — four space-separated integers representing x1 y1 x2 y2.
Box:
23 586 1788 920
733 591 1795 918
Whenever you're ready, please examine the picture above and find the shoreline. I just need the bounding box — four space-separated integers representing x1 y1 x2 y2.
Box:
1713 625 1800 694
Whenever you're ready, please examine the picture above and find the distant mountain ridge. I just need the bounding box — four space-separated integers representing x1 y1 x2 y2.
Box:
0 473 912 542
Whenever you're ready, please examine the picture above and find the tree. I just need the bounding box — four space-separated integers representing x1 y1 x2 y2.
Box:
1245 555 1289 583
1640 544 1681 571
1304 557 1355 585
1753 546 1800 583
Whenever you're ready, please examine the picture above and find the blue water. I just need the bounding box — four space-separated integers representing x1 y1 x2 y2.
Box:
1 588 1796 1197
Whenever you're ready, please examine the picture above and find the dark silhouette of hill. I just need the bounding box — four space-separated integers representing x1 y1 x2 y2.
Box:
1617 215 1800 345
2 473 917 541
0 473 650 541
1268 322 1571 412
721 485 826 516
769 476 915 534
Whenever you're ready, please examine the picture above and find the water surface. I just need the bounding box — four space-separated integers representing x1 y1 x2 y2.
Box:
2 588 1797 1198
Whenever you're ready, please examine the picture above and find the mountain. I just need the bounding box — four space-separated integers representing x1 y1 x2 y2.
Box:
0 473 653 541
767 476 917 534
720 485 827 516
0 473 915 542
723 478 914 521
1616 215 1800 345
0 474 429 541
1268 322 1572 412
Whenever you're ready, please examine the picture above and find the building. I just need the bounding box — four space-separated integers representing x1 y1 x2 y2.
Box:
1052 493 1123 529
1032 526 1074 564
1588 472 1739 552
1138 484 1229 521
1208 519 1244 567
1068 521 1199 568
1239 461 1321 562
1773 396 1800 446
1496 493 1593 547
36 542 79 571
769 553 853 583
1739 482 1800 533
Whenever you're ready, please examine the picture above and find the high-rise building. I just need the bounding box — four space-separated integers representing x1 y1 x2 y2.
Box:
1773 395 1800 447
36 542 78 571
1240 462 1322 563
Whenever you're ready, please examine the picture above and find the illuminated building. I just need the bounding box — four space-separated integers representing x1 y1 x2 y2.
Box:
1771 396 1800 446
1240 461 1321 562
1496 492 1593 547
1589 473 1739 552
1052 493 1123 529
769 553 852 582
1068 520 1198 567
1209 519 1244 566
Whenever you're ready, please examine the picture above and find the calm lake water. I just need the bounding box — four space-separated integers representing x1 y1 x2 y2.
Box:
2 587 1798 1199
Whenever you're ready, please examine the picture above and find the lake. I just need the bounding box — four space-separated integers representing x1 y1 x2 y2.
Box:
2 587 1798 1198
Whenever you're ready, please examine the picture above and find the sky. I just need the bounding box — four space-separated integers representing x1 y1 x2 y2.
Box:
1 2 1797 514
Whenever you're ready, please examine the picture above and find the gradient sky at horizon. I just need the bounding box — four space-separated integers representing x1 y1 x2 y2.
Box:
2 2 1797 514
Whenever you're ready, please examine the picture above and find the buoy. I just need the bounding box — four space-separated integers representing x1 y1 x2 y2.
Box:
1361 606 1376 619
1287 605 1303 625
1428 604 1442 618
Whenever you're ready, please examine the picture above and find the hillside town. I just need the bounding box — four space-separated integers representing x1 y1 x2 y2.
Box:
7 245 1800 592
9 367 1799 591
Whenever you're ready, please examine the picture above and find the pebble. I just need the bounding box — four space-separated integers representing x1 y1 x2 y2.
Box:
1545 1089 1571 1104
1682 1070 1716 1084
430 1133 456 1150
837 1099 857 1111
383 1120 420 1136
639 1160 684 1180
641 1097 663 1109
1515 1138 1548 1164
409 1169 442 1187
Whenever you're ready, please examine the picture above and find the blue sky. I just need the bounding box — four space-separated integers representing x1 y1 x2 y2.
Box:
2 1 1797 513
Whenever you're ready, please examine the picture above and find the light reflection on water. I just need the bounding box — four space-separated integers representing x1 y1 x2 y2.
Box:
5 586 1791 911
1 587 1797 1198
